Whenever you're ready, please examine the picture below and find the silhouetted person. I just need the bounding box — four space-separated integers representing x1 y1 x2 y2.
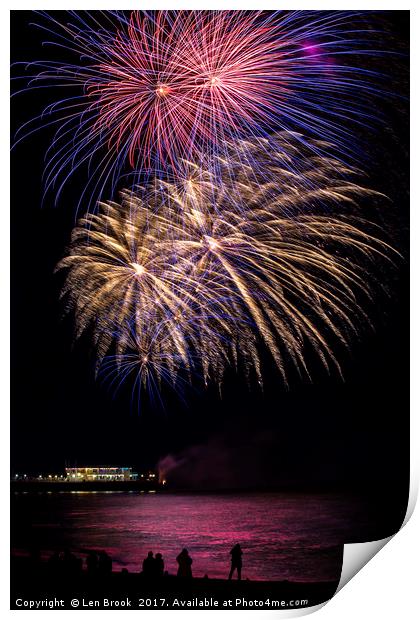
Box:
48 551 62 573
142 551 155 577
105 552 112 573
176 548 193 578
86 551 98 574
62 549 81 576
98 551 112 574
29 547 41 567
228 544 243 580
155 553 164 578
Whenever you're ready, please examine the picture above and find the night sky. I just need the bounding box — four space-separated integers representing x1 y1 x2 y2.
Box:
11 9 409 526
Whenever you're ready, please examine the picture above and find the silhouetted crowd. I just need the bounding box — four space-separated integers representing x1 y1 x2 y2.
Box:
42 544 243 580
140 544 242 580
141 547 194 579
46 549 112 577
37 544 242 580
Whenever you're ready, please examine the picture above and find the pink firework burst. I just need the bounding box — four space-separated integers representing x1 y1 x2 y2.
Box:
14 10 386 206
90 11 289 170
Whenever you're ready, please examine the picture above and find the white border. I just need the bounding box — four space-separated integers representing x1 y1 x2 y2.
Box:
3 2 416 618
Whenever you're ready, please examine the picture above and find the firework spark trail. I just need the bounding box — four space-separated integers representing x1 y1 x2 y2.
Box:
14 10 388 207
56 137 396 398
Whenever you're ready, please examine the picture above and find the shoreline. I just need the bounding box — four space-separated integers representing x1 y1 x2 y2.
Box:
11 480 161 493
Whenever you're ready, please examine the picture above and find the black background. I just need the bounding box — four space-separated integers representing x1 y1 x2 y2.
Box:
10 11 409 537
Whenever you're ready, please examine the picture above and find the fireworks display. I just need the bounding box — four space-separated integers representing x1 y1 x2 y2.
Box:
14 10 386 208
13 10 399 404
56 135 394 399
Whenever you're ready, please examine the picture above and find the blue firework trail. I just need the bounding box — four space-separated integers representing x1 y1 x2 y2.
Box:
12 10 392 210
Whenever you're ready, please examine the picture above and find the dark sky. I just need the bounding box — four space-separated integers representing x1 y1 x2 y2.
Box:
10 11 409 505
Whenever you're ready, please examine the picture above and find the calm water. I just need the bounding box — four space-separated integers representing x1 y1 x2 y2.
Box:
12 492 374 582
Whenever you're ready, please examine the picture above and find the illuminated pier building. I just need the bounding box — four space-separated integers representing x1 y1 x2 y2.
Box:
65 467 138 482
12 468 162 487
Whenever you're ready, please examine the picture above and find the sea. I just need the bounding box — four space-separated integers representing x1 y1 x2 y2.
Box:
11 491 381 582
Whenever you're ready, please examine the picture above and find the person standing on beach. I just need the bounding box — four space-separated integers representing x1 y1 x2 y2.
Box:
155 553 164 578
176 548 193 578
228 543 243 580
142 551 155 577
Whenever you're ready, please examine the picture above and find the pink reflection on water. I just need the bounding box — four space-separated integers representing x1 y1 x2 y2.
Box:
13 493 350 582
